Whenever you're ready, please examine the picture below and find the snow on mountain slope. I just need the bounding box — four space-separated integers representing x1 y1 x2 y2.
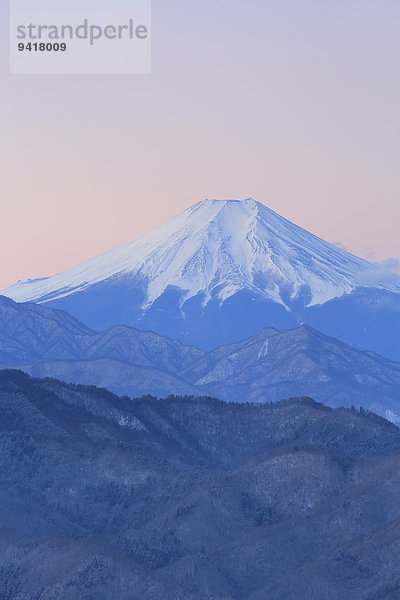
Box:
3 199 399 310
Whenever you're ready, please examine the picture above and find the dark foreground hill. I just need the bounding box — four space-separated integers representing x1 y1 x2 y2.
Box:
2 371 400 599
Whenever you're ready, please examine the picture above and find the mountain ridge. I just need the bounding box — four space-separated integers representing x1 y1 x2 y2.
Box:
2 199 400 356
2 295 400 421
1 369 400 599
4 199 399 308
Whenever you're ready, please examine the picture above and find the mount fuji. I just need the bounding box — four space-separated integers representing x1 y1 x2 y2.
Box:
3 199 400 356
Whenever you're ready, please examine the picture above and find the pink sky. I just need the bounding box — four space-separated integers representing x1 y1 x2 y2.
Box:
1 0 399 289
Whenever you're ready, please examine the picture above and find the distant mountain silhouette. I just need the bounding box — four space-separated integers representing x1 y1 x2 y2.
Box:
2 295 400 420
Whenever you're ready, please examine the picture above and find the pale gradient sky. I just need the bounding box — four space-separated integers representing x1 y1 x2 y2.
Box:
1 0 399 289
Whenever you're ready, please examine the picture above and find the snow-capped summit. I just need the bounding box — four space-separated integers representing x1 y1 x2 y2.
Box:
3 198 398 308
3 198 400 353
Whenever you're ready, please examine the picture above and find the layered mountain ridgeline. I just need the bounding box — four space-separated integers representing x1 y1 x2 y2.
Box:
2 295 400 421
1 370 400 599
0 295 202 398
3 199 400 359
181 324 400 421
